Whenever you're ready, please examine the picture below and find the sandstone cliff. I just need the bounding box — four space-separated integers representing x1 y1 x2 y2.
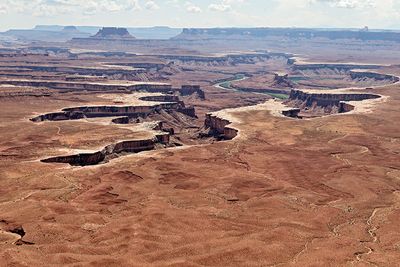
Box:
204 114 238 140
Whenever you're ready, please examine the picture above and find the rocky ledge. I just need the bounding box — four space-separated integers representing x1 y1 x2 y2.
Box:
204 114 238 140
42 134 170 166
287 89 381 114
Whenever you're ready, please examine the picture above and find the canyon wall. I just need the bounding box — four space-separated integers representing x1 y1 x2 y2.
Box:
31 102 186 122
0 65 145 77
42 136 168 166
176 28 400 42
349 70 399 82
0 80 172 93
42 151 105 166
288 89 381 114
180 85 206 99
204 114 238 140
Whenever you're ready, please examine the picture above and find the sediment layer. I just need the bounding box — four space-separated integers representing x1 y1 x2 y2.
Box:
288 89 381 114
30 102 196 122
42 137 166 166
204 114 238 140
0 80 172 92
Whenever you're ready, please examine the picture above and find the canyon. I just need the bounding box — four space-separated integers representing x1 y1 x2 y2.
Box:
0 26 399 267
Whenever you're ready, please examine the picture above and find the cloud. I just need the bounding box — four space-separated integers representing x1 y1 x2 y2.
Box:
185 2 202 13
145 0 159 10
3 0 142 17
208 0 248 12
312 0 376 9
208 3 231 12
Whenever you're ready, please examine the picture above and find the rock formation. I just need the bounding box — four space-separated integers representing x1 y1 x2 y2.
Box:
62 26 80 33
175 28 400 42
273 73 295 88
30 102 194 122
349 70 399 83
287 89 381 114
42 138 159 166
92 27 135 39
0 64 145 77
180 85 206 99
204 114 238 140
281 108 301 118
0 80 172 93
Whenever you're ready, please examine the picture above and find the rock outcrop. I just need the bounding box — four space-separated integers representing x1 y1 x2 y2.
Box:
160 52 277 66
204 114 238 140
175 28 400 42
42 151 106 166
281 108 301 118
273 73 295 88
180 85 206 99
31 91 197 122
0 80 172 93
349 70 399 83
287 89 381 114
0 64 145 77
31 102 190 122
92 27 135 39
42 137 165 166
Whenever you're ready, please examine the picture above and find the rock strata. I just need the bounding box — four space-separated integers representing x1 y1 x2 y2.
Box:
180 85 206 99
287 89 381 114
204 114 238 140
42 137 163 166
0 80 171 93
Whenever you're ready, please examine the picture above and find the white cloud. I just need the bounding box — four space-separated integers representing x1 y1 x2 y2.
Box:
145 0 160 10
208 0 248 12
185 2 202 13
312 0 376 9
208 3 231 12
0 3 7 14
2 0 142 17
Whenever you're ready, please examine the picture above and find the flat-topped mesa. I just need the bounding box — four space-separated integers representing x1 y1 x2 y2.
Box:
0 80 172 93
287 57 384 71
41 137 166 166
41 151 106 166
288 89 381 114
31 95 197 122
0 64 145 77
176 28 400 42
30 102 183 122
349 70 400 83
161 53 276 66
62 26 80 33
180 85 206 100
204 114 238 140
92 27 135 39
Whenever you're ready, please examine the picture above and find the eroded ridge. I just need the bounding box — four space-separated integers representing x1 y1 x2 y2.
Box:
204 114 238 140
285 89 382 117
30 90 198 122
41 131 170 166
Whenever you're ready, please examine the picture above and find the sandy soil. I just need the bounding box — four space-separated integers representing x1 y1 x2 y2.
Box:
0 43 399 266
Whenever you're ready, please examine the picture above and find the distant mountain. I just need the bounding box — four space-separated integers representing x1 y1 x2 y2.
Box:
2 27 90 42
62 26 81 33
174 27 400 42
31 25 182 39
92 27 135 39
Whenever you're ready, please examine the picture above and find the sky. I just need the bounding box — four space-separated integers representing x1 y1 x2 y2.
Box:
1 0 400 31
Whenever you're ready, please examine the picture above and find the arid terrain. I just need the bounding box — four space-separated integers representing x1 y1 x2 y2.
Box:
0 27 399 266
